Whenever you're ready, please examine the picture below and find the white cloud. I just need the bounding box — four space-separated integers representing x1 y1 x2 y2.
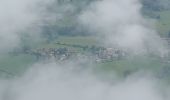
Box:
79 0 168 55
0 62 165 100
0 0 54 52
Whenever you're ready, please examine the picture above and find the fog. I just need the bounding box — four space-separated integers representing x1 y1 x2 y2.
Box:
0 0 169 100
0 0 54 52
79 0 168 55
0 62 166 100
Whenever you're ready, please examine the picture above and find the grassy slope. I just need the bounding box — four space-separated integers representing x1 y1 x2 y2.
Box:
0 35 168 79
1 8 170 78
156 10 170 37
96 55 166 76
0 36 99 77
36 36 101 53
0 54 36 77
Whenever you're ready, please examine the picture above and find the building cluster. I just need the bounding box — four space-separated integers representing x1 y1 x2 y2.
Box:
94 48 126 62
30 48 71 61
28 47 126 62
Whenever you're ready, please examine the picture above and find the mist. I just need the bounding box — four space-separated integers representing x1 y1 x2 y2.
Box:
79 0 168 55
0 0 55 52
0 0 169 100
0 62 166 100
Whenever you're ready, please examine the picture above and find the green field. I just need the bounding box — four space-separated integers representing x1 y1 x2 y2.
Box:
0 33 170 78
0 36 100 77
0 9 170 79
156 10 170 37
0 54 36 77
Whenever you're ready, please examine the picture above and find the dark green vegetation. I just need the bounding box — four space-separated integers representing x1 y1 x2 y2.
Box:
2 36 170 80
0 54 36 78
1 0 170 80
142 0 170 37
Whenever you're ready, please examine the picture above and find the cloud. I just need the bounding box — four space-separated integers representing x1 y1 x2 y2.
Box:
79 0 168 55
0 1 168 100
0 62 165 100
0 0 55 52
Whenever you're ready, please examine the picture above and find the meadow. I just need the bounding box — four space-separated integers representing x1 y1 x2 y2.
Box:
0 35 169 80
1 8 170 79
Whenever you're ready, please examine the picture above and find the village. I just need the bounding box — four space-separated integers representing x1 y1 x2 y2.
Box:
26 37 170 62
25 45 126 62
10 37 170 63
